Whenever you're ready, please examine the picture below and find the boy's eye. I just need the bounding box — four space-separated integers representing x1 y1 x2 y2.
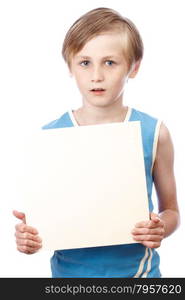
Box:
80 60 90 66
79 60 115 66
105 60 115 66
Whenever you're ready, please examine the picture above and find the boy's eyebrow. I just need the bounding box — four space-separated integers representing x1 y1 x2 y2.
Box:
76 55 119 60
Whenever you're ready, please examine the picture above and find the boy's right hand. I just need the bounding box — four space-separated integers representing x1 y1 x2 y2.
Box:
13 210 42 254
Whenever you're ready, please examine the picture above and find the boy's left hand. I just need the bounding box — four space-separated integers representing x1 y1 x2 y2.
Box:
131 212 165 248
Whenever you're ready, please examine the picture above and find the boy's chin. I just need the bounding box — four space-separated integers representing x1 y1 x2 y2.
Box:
84 98 115 108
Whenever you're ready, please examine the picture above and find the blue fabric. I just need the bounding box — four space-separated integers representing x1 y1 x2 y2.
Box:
42 112 74 129
42 108 161 278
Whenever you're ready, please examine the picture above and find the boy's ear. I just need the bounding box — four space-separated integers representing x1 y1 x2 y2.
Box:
128 60 141 78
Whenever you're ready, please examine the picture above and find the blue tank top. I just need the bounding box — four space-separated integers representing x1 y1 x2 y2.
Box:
42 107 162 278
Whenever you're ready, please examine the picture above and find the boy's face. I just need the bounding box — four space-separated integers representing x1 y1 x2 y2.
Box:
70 32 140 108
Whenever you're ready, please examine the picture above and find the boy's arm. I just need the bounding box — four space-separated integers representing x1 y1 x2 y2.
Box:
152 122 180 237
132 122 180 248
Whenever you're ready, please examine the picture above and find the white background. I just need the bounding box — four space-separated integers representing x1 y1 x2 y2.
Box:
0 0 184 277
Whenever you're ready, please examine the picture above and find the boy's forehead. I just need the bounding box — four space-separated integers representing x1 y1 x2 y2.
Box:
74 32 127 59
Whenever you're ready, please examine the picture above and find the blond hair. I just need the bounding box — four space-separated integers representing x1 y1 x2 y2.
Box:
62 7 144 69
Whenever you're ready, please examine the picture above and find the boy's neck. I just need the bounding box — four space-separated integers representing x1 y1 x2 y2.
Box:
73 104 129 126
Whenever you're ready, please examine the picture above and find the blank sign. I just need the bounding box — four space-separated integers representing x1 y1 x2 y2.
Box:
16 121 149 250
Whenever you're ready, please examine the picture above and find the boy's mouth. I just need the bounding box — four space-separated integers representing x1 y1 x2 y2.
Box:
91 88 105 91
90 88 106 94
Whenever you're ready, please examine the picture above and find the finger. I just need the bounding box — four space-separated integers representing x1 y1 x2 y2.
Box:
15 231 42 242
17 245 41 254
133 234 163 242
148 219 164 229
140 241 161 249
132 227 165 236
13 210 26 223
16 238 42 249
15 223 38 234
150 212 158 219
135 219 163 229
134 221 149 228
135 213 161 228
150 212 161 223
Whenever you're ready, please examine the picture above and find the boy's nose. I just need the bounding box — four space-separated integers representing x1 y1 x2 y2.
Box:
91 67 104 82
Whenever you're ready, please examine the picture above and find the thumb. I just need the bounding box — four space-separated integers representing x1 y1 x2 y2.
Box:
13 210 26 224
150 212 160 223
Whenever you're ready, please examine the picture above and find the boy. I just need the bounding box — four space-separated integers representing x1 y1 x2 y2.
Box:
13 7 179 278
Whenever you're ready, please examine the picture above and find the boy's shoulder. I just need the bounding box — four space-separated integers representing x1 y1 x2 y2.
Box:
131 108 161 139
42 111 73 130
131 107 158 123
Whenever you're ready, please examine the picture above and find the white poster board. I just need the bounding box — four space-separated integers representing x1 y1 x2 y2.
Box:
17 121 149 250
